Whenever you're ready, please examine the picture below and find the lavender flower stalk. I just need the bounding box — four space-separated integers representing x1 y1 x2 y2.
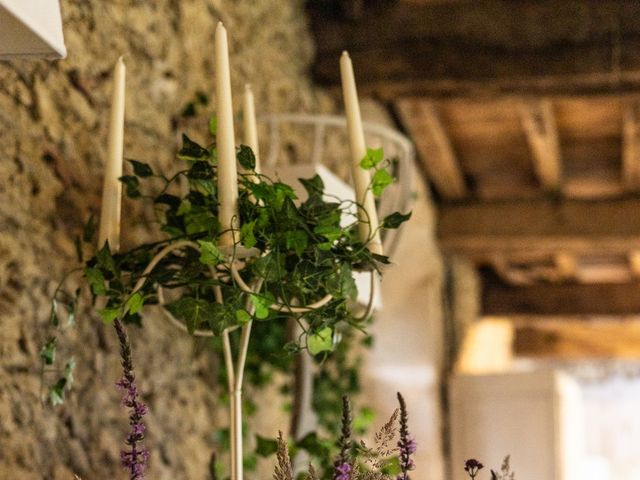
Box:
332 395 353 480
114 318 149 480
397 392 416 480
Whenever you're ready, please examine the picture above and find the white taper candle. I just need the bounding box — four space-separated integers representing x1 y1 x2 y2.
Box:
340 51 383 255
243 84 260 175
98 56 126 252
215 22 239 247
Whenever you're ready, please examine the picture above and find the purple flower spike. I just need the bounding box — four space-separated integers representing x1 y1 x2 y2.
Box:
397 393 416 480
335 462 351 480
114 319 149 480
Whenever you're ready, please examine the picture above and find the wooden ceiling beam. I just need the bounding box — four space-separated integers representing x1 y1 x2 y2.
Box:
622 102 640 191
554 252 577 280
519 99 562 191
482 269 640 316
396 99 467 199
309 1 640 98
628 251 640 278
512 318 640 359
439 198 640 260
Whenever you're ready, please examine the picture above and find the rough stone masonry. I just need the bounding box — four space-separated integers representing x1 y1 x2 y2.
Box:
0 1 333 478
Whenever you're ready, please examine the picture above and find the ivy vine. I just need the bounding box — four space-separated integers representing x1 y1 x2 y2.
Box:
43 116 410 478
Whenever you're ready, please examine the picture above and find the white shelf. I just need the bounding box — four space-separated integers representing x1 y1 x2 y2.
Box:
0 0 66 59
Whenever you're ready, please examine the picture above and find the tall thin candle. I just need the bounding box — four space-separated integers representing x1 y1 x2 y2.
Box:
98 56 126 252
340 51 383 256
243 83 260 175
215 22 239 247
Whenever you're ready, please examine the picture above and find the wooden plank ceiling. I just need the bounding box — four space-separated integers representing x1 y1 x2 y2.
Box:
308 0 640 316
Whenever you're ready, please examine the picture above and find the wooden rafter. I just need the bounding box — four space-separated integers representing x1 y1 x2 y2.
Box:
554 252 577 280
628 251 640 278
309 1 640 98
482 269 640 316
622 102 640 191
519 99 562 191
439 198 640 260
396 98 467 199
513 318 640 359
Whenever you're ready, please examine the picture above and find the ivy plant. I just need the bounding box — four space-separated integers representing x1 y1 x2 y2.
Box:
43 116 410 478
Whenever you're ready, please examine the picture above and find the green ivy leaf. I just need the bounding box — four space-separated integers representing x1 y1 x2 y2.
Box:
177 199 192 215
313 225 342 242
371 168 393 196
119 175 140 198
49 378 67 406
40 337 56 365
128 159 154 177
299 174 324 199
327 264 357 300
96 244 118 275
64 358 76 387
85 267 106 295
295 432 332 458
178 134 209 161
198 240 224 265
371 252 391 265
237 145 256 170
360 147 384 169
166 297 223 335
273 183 297 210
235 309 252 325
188 160 214 180
209 116 217 136
308 327 334 355
125 292 144 315
82 214 97 243
382 211 412 229
285 230 308 256
99 307 120 324
240 221 257 249
65 304 76 327
255 435 278 457
250 293 274 320
49 299 59 326
154 193 181 209
189 179 216 197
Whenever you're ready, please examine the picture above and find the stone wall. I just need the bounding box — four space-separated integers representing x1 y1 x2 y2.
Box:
0 1 333 478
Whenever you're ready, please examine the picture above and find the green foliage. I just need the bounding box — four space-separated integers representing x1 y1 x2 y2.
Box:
307 326 334 355
44 117 411 476
198 240 224 265
360 147 384 170
49 358 75 406
382 211 412 229
128 159 154 177
40 337 57 365
371 169 393 197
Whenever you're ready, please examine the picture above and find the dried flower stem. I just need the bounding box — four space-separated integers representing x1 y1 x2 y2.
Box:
274 431 294 480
